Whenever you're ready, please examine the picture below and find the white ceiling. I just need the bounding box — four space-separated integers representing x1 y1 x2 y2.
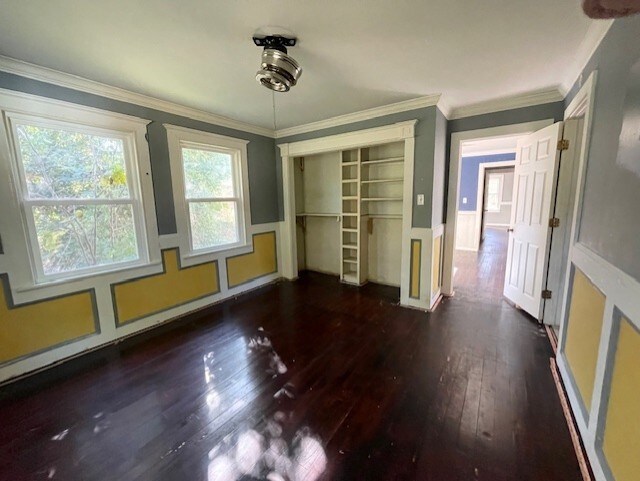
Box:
0 1 596 130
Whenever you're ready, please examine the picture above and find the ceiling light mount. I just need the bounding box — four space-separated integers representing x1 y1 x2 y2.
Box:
253 34 302 93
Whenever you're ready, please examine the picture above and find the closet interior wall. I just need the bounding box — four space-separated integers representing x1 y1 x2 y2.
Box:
295 151 341 276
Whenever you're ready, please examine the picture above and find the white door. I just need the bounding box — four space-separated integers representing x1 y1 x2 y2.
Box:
503 122 564 319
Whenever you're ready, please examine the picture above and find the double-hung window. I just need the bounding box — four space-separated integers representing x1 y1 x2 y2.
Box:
166 125 250 256
0 95 157 286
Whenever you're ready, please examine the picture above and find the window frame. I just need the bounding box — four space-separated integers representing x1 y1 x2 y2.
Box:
485 173 504 213
165 124 251 259
0 91 160 289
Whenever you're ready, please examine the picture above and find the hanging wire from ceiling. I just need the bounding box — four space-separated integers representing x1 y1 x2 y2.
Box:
271 90 278 132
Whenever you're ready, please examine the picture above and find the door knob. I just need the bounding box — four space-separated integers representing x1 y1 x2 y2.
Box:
507 228 514 232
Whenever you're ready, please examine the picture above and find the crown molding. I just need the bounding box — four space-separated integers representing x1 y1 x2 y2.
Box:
447 88 564 120
0 55 275 138
560 19 613 95
436 97 452 119
275 94 440 138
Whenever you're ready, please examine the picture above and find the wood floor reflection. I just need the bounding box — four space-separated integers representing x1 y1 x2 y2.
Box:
0 263 580 480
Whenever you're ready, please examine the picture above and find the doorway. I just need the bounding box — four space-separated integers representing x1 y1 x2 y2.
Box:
452 136 519 304
444 118 587 326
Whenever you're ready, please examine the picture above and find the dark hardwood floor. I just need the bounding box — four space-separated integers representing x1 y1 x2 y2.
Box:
454 226 510 305
0 251 580 480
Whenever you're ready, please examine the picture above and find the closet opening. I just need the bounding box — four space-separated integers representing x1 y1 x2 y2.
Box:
293 140 405 297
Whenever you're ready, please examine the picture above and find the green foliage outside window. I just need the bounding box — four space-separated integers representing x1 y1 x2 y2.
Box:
16 124 139 275
182 147 239 249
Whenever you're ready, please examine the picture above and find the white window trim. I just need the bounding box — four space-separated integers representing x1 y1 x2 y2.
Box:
165 124 251 262
0 89 160 290
485 173 504 212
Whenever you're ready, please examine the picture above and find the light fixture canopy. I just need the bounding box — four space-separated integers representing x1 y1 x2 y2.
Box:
253 35 302 92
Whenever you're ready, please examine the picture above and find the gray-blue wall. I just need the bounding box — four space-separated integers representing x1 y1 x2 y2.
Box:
564 16 640 282
459 153 516 211
447 103 565 135
276 106 442 228
0 72 280 235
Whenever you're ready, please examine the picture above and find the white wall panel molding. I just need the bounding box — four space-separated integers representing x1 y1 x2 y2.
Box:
556 241 640 481
0 223 282 385
402 224 444 311
555 72 640 481
455 211 478 252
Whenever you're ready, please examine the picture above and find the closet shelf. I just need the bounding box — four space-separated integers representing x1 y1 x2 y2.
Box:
368 214 402 219
342 228 357 233
361 178 403 184
342 196 358 200
343 257 358 264
342 274 358 284
342 213 358 216
341 161 359 166
343 244 358 249
341 179 358 184
296 212 341 217
361 157 403 166
362 197 403 201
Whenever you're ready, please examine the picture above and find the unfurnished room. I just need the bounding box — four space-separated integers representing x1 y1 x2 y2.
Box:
0 1 639 480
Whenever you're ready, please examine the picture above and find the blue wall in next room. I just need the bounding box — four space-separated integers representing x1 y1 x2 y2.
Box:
459 152 516 211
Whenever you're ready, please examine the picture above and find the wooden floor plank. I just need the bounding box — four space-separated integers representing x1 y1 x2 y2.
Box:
0 229 581 480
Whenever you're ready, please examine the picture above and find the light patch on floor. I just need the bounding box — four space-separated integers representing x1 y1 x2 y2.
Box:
206 327 326 481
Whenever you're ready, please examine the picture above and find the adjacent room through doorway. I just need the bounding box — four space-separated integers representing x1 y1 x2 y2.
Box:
452 135 520 304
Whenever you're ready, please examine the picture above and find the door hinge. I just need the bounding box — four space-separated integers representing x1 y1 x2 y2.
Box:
557 139 569 151
542 289 553 299
549 217 560 228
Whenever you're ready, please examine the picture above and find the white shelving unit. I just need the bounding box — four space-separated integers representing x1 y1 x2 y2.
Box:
340 148 361 285
337 143 405 286
359 144 405 287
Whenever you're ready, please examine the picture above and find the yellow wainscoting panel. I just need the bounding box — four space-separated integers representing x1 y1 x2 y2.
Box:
431 235 442 296
0 276 97 364
602 317 640 481
112 249 219 325
564 268 606 412
410 239 421 299
226 232 277 288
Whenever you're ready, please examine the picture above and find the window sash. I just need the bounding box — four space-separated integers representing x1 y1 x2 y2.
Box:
23 201 142 280
186 198 243 252
23 198 134 206
180 144 245 253
183 196 241 203
7 114 149 282
487 194 500 212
